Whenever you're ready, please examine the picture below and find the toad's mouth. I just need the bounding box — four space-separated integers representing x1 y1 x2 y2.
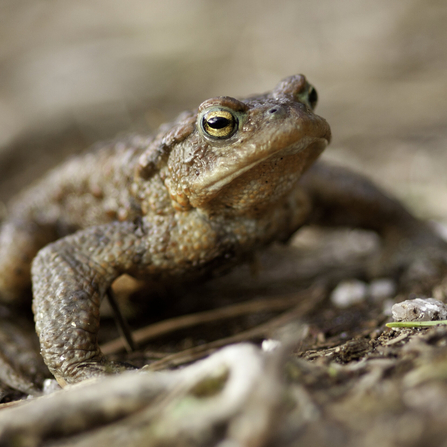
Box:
197 135 329 194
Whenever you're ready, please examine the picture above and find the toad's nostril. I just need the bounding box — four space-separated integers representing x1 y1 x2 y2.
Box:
266 106 286 119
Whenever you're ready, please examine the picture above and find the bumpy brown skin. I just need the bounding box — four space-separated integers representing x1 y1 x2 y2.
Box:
0 75 445 385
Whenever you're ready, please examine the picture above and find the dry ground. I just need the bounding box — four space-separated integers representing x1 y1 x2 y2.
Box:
0 1 447 446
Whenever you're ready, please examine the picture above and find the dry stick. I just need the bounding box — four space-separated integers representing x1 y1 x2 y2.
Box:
106 287 137 353
0 400 24 411
101 289 321 355
145 288 326 371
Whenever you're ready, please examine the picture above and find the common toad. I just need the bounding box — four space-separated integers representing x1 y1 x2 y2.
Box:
0 75 445 386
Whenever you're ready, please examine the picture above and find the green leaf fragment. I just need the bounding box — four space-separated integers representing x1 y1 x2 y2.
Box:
386 320 447 328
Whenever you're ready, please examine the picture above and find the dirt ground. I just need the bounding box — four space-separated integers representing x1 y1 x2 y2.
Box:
0 1 447 446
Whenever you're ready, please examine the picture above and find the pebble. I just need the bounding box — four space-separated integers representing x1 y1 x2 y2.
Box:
382 298 395 317
391 298 447 322
261 339 282 352
331 278 397 309
369 278 396 301
42 378 62 394
331 279 368 308
431 220 447 242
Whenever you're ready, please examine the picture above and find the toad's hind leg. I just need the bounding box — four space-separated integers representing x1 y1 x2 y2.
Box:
301 161 447 285
0 219 58 304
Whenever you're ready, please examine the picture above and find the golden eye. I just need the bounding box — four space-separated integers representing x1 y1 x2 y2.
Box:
202 110 237 139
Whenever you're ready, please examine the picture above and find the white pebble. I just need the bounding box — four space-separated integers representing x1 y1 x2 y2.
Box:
368 278 396 301
382 299 395 317
391 298 447 322
261 339 282 352
331 279 367 308
42 379 62 394
431 220 447 242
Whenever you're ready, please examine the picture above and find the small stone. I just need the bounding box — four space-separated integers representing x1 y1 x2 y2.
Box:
331 279 367 308
382 298 395 317
42 379 62 394
261 339 281 352
368 278 396 301
391 298 447 322
431 220 447 242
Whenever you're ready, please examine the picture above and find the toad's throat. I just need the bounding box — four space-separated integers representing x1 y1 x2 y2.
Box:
199 136 328 193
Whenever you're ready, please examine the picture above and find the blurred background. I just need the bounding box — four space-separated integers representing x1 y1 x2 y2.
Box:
0 0 446 222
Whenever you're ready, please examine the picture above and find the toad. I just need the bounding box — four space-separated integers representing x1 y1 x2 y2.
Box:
0 75 445 386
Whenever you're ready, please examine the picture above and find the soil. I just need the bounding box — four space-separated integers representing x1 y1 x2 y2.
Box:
0 1 447 446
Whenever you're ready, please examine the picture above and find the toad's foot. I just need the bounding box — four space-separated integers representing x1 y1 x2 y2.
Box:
53 358 137 388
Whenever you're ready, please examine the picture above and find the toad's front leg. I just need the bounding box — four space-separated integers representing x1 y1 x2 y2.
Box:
31 220 153 386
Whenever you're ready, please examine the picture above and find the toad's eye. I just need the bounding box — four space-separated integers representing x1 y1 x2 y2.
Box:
202 110 238 139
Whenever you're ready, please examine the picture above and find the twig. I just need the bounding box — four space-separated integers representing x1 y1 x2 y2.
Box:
145 288 325 371
106 287 137 353
384 332 410 345
0 400 26 411
101 289 322 355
